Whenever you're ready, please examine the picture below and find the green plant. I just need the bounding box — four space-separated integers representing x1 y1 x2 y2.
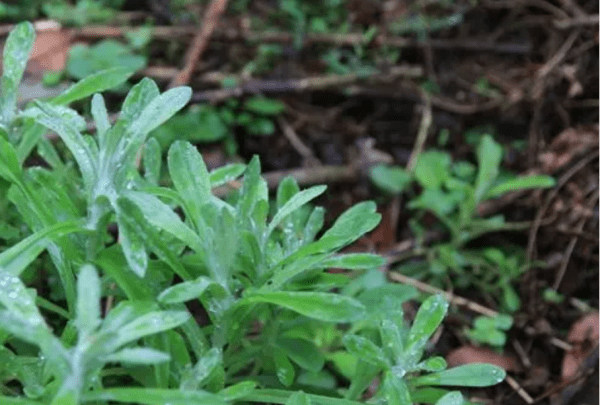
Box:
0 22 506 405
370 134 555 312
465 314 513 348
151 96 286 155
67 39 147 81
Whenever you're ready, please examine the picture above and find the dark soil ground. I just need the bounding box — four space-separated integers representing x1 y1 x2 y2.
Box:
13 0 600 404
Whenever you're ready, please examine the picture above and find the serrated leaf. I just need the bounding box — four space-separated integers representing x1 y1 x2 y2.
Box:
1 22 35 123
75 264 101 336
51 67 134 106
412 363 506 387
240 291 365 322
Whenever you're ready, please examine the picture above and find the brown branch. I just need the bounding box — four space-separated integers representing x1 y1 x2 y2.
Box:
168 0 229 88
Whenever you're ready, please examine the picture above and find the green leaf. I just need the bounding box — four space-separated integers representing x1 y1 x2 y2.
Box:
0 221 81 276
168 141 211 229
267 185 326 237
245 117 276 136
320 253 385 270
343 335 389 369
414 151 451 189
75 264 101 337
412 363 506 387
219 381 257 401
158 276 214 304
143 137 162 185
0 136 23 185
25 102 97 191
240 291 365 322
286 391 311 405
407 294 448 348
180 347 222 390
274 349 295 386
474 134 502 203
123 191 203 253
435 391 465 405
486 174 555 199
0 272 46 330
116 203 148 277
129 86 192 141
105 347 171 365
1 22 35 123
113 311 190 348
120 77 160 125
244 96 285 115
51 67 134 105
380 319 404 364
82 388 228 405
239 388 366 405
91 93 110 140
209 163 246 188
384 374 412 405
417 356 448 372
369 165 412 194
277 337 324 372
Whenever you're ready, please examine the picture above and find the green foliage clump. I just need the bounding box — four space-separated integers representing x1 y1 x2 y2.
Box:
0 22 506 405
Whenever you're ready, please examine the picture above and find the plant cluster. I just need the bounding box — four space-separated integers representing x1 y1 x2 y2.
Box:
0 22 506 405
370 135 555 314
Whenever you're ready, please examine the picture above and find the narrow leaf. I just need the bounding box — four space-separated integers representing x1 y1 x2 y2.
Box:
286 391 311 405
120 78 160 124
412 363 506 387
486 175 555 199
209 163 246 188
267 185 326 237
158 276 214 304
320 253 385 270
91 93 110 143
343 335 389 369
105 347 171 365
240 292 365 322
51 67 134 106
82 388 227 405
474 135 502 203
75 264 101 336
1 22 35 123
114 311 190 348
407 294 448 349
0 221 81 276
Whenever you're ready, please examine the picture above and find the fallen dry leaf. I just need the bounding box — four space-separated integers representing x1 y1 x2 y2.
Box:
446 345 522 372
561 311 599 381
539 125 599 173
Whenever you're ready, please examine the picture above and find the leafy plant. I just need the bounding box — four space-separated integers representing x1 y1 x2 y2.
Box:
465 314 513 348
67 39 147 81
151 95 286 154
0 22 506 405
370 134 555 311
